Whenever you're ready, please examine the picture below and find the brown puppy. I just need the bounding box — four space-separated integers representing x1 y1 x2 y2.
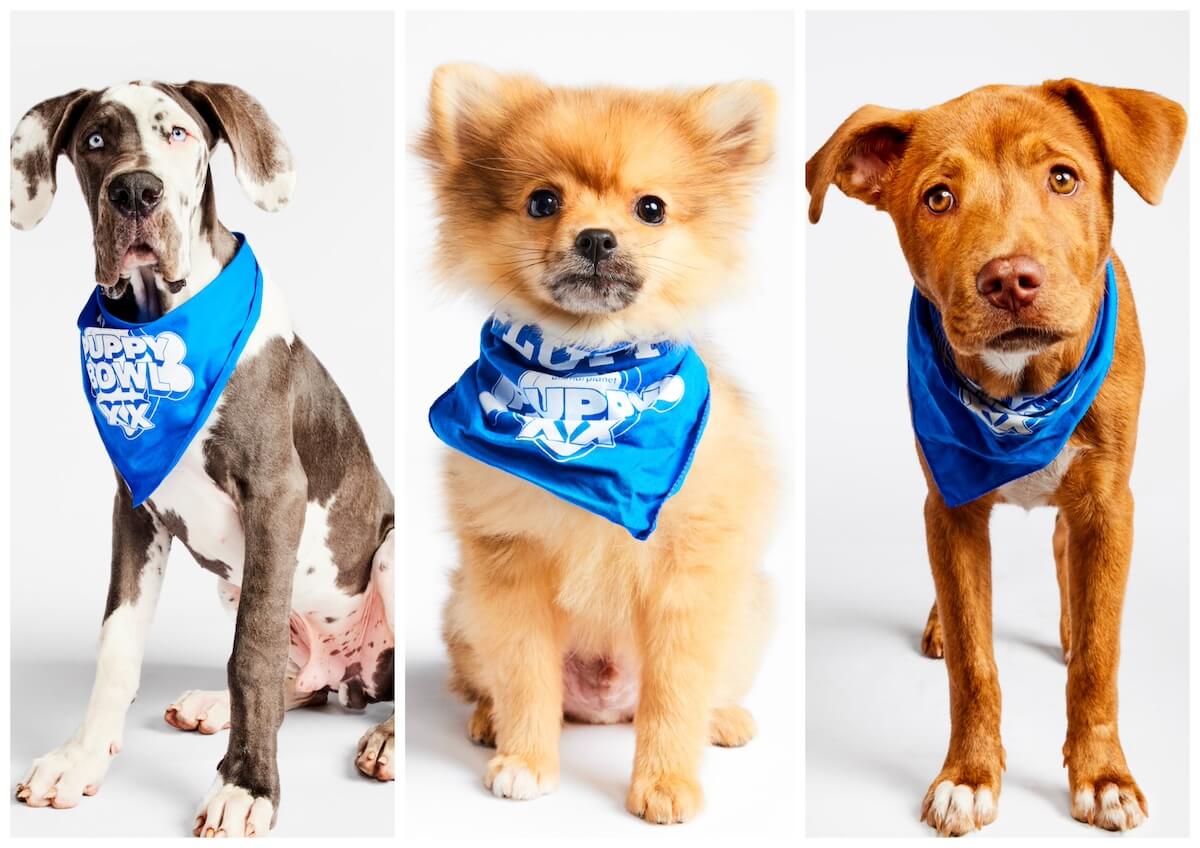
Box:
419 64 778 823
808 80 1185 835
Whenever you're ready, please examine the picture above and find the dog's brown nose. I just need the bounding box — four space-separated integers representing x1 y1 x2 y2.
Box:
108 170 163 218
976 255 1044 313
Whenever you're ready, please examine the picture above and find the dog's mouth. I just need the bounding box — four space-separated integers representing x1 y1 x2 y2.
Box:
986 326 1067 352
121 242 158 274
546 263 645 315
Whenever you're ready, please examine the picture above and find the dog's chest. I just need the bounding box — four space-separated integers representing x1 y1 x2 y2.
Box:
995 444 1080 509
142 278 362 620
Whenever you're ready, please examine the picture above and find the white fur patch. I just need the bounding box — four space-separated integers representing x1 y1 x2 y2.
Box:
486 756 557 801
996 444 1080 509
291 496 358 621
239 274 294 359
10 113 54 230
981 348 1036 377
243 167 296 213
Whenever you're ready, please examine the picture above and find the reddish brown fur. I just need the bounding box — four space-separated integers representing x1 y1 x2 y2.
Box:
808 79 1185 835
419 65 779 824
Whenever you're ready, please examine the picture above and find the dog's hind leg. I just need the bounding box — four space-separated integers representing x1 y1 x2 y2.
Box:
16 484 171 810
1052 511 1071 664
921 601 944 658
355 529 395 782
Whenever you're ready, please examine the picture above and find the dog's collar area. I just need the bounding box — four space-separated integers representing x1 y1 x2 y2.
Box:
77 234 263 506
906 260 1118 507
429 312 711 540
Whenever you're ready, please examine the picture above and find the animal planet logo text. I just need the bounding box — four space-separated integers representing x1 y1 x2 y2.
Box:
83 328 194 437
480 369 686 461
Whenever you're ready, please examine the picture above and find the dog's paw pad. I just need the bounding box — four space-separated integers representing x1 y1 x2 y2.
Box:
484 754 557 800
709 705 756 747
921 779 998 836
165 690 232 734
356 717 395 781
1072 781 1147 831
626 773 704 824
194 779 273 838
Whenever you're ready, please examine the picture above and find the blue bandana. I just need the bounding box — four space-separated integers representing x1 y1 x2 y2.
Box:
907 260 1118 508
429 314 711 540
77 234 263 506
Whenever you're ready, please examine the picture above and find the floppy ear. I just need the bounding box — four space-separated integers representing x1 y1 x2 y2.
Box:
806 105 917 224
1043 78 1187 205
176 81 296 212
419 63 543 167
692 81 777 171
10 88 95 230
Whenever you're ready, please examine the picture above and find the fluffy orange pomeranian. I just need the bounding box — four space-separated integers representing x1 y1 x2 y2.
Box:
419 64 778 824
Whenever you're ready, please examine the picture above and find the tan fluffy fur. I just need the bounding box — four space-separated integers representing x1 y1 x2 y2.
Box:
419 64 778 823
808 80 1186 835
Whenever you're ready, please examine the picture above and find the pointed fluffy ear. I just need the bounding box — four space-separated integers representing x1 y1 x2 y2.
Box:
419 63 542 167
1043 78 1187 205
10 88 96 230
176 81 296 212
692 81 777 170
806 105 917 224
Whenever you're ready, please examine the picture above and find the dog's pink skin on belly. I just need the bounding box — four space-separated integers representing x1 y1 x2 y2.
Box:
562 654 639 724
290 574 393 697
222 574 393 700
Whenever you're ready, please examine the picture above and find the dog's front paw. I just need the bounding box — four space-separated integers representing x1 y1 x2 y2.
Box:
16 739 116 809
193 778 274 838
920 777 999 836
626 773 704 824
1065 732 1148 831
165 690 232 734
484 753 558 800
1071 778 1147 831
356 714 395 781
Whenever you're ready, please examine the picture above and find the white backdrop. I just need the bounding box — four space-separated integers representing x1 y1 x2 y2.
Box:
8 11 395 838
805 10 1189 838
403 10 798 841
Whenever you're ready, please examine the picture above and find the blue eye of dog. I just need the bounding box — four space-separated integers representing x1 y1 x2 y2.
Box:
527 189 560 218
635 195 666 224
170 127 188 143
87 133 104 150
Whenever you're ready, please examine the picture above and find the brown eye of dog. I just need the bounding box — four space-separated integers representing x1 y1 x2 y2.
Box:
635 195 666 224
1049 166 1078 195
527 189 560 218
924 185 955 214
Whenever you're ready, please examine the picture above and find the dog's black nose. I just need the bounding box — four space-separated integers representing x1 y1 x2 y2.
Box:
107 171 164 218
574 228 618 264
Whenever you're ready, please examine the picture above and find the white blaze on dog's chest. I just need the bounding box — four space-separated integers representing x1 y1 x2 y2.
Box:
996 444 1080 509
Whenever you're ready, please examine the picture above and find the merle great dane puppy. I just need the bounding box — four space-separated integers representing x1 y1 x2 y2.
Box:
10 81 394 836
